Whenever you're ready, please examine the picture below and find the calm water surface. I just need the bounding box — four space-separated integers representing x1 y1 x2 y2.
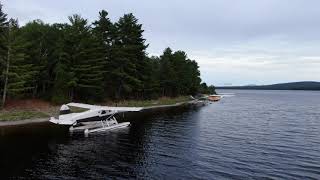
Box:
1 90 320 179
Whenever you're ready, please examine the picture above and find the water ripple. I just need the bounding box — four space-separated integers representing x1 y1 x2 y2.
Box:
1 90 320 179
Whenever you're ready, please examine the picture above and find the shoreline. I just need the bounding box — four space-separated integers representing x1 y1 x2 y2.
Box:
0 99 206 128
0 118 49 127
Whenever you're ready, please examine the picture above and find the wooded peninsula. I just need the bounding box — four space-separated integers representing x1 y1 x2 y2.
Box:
0 3 215 107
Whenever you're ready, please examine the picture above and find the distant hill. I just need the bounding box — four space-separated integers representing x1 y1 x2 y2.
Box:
217 81 320 91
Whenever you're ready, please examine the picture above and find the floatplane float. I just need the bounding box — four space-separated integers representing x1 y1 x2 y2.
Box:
49 103 143 135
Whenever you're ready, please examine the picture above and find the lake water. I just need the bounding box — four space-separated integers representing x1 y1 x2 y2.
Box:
1 90 320 179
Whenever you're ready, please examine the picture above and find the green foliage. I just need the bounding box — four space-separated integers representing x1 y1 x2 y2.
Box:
0 4 216 105
158 48 202 96
109 13 149 99
92 10 115 98
92 10 114 47
0 2 8 101
0 2 7 54
20 20 60 97
5 19 37 97
199 83 216 94
51 15 106 102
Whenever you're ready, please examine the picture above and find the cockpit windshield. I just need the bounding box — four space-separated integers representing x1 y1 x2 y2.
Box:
59 104 71 115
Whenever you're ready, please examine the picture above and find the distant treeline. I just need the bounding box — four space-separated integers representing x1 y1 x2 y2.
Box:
217 81 320 91
0 3 215 106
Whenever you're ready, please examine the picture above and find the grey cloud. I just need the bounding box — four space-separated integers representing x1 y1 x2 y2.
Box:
2 0 320 85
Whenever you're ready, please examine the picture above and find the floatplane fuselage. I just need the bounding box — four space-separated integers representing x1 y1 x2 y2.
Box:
49 103 143 135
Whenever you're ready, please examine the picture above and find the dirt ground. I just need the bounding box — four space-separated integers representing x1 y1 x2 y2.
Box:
3 99 59 116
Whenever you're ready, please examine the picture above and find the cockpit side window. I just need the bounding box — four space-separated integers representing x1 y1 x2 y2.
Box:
60 110 71 115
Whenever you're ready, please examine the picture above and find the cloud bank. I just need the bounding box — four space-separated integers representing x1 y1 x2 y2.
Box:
3 0 320 85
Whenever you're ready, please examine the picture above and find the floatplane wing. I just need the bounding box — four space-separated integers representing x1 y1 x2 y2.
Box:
67 102 100 110
49 102 143 126
67 102 143 112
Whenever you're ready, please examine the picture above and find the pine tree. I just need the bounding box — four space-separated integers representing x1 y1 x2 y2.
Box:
111 13 148 99
184 59 201 95
0 2 8 107
20 20 60 97
143 56 161 98
92 10 115 98
158 48 202 97
159 48 176 96
0 2 7 57
2 19 36 106
52 15 106 103
92 10 114 48
170 51 201 95
75 34 106 101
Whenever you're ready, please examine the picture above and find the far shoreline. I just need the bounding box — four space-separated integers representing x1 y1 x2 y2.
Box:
217 88 320 92
216 81 320 91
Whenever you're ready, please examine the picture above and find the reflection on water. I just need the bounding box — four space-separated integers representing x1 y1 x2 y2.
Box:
1 90 320 179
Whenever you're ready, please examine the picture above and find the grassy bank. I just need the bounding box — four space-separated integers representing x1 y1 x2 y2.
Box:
0 96 192 121
105 96 191 107
0 110 50 121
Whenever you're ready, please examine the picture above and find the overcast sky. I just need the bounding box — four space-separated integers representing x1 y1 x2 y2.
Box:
2 0 320 86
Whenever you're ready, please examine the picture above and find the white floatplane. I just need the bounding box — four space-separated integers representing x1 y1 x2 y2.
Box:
49 103 143 135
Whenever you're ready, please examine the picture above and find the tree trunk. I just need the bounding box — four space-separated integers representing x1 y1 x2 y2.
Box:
116 80 123 100
42 83 46 95
2 40 10 108
33 84 37 98
70 88 74 101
